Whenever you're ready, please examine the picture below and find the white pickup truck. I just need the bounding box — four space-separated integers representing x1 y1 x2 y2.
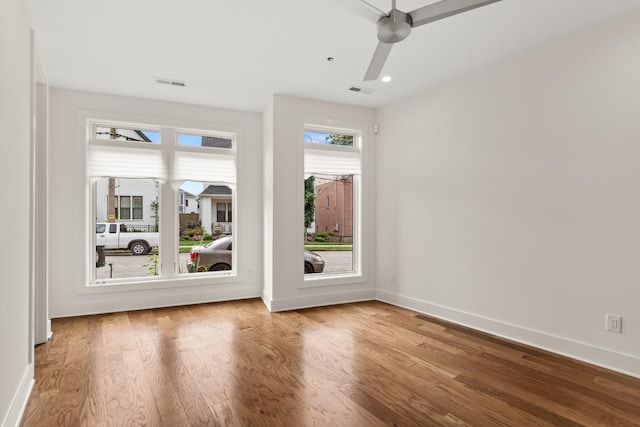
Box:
96 223 159 255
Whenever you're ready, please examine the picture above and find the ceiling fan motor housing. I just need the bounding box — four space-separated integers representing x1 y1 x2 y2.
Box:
377 9 413 43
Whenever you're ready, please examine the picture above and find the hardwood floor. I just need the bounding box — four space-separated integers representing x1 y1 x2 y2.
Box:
22 299 640 426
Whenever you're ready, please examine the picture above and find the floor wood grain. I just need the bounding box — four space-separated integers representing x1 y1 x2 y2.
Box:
21 299 640 426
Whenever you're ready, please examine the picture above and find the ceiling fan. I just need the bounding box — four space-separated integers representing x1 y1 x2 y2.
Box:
361 0 502 81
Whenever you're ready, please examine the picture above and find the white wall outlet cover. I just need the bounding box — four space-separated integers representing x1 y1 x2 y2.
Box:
606 314 622 333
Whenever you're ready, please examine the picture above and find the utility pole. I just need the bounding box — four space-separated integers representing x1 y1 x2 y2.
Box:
107 128 116 223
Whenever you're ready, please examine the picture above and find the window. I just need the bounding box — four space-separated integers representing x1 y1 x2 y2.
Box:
304 130 354 147
114 195 143 220
132 196 143 219
303 127 361 278
118 196 130 219
95 126 159 144
89 122 237 284
178 132 232 149
216 203 231 222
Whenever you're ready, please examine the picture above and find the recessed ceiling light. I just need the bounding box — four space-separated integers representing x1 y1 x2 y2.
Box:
327 57 334 62
381 75 392 83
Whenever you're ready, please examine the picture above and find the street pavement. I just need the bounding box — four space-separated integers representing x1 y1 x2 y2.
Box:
95 250 352 281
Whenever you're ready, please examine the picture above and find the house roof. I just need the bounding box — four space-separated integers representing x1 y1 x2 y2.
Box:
180 190 197 198
202 136 232 149
200 185 232 196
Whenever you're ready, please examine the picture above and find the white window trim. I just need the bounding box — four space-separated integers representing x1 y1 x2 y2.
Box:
298 118 368 288
80 110 244 294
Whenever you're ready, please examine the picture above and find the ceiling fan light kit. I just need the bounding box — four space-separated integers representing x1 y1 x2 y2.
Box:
362 0 502 81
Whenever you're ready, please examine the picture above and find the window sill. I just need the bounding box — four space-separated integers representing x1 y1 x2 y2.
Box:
82 271 240 294
300 272 366 289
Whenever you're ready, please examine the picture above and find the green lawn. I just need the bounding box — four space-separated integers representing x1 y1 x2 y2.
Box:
108 240 352 254
304 243 352 251
179 240 212 247
179 239 212 253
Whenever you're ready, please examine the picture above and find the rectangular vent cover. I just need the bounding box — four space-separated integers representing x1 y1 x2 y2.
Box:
348 85 374 94
154 77 187 87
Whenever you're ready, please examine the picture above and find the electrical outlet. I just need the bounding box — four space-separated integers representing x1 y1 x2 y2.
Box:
606 314 622 333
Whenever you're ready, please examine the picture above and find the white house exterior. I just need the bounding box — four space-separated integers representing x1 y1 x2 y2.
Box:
199 185 232 234
96 181 231 232
179 190 199 214
95 177 159 226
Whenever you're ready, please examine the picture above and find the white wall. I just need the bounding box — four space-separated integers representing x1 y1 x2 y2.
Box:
48 88 264 317
263 95 377 311
183 193 198 214
377 12 640 377
0 1 35 425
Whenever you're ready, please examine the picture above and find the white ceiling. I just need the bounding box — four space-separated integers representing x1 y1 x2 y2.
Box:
30 0 640 112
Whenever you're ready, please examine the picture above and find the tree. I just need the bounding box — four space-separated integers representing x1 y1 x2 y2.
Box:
325 133 353 146
304 176 315 230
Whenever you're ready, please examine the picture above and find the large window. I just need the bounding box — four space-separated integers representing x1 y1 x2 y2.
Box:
303 127 361 279
89 122 236 284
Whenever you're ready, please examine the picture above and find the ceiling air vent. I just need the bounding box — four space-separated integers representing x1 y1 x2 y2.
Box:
348 85 374 95
154 77 187 87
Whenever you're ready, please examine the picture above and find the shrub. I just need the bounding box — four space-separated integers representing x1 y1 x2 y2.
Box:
186 220 201 229
180 234 190 241
203 234 212 240
184 225 204 237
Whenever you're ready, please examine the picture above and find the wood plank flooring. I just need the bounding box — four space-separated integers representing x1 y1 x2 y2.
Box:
21 299 640 426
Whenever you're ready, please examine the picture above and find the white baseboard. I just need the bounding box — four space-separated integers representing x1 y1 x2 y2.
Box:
376 290 640 379
51 287 262 318
1 363 34 427
261 290 273 311
268 289 377 312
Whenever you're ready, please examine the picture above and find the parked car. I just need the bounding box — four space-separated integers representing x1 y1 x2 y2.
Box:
187 236 325 273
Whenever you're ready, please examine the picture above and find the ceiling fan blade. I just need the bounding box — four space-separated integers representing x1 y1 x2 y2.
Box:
360 0 386 16
409 0 502 28
329 0 382 23
364 42 393 81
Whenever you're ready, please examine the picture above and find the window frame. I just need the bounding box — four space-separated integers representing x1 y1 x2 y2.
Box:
83 113 242 293
114 195 144 220
299 121 367 288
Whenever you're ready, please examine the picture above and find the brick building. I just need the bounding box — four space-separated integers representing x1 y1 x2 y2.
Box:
314 175 353 243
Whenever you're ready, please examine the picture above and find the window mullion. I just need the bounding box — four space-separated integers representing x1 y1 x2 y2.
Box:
159 128 177 277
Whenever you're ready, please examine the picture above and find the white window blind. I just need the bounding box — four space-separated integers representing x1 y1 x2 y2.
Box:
88 143 166 180
172 151 236 184
304 147 361 176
